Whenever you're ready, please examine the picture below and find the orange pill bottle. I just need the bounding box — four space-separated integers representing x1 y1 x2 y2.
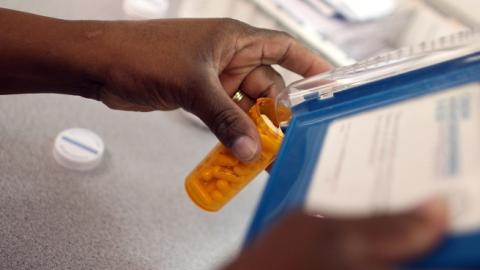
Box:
185 98 288 212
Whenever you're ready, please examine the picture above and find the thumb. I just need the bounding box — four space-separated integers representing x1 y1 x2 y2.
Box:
188 75 261 162
338 198 449 263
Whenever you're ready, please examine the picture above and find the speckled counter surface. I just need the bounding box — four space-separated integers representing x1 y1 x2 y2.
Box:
0 1 268 269
0 94 268 270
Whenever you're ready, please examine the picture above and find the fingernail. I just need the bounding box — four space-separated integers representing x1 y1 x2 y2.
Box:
415 197 448 220
232 136 259 162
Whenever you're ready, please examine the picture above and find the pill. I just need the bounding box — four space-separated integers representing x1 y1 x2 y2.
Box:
188 179 213 205
202 166 221 179
200 170 213 181
205 182 217 192
233 165 249 176
213 169 240 182
211 190 224 201
215 154 238 167
216 180 230 191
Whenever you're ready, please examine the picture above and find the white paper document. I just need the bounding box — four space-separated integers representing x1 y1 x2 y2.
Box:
305 83 480 233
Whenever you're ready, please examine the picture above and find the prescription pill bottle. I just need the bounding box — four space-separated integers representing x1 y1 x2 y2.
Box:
185 98 288 212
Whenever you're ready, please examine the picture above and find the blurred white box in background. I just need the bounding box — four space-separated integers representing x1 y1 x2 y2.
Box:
119 0 477 85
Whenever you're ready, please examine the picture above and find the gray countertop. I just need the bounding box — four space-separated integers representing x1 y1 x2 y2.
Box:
0 1 269 269
0 92 268 270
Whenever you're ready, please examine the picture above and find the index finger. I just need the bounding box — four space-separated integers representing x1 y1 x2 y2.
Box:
253 30 332 77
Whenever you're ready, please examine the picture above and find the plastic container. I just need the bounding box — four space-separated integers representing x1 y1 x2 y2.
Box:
245 29 480 269
275 29 480 121
185 98 288 212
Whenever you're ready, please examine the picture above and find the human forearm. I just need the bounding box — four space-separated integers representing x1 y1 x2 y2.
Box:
0 8 107 98
0 10 331 162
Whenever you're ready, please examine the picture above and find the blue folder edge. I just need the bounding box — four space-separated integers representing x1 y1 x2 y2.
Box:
244 52 480 268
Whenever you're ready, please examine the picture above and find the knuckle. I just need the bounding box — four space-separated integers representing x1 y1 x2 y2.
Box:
209 18 244 45
222 18 239 26
219 18 257 36
219 17 237 25
217 18 242 31
277 30 295 40
264 29 295 41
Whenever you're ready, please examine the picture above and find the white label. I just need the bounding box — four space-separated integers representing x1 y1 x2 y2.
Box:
305 83 480 234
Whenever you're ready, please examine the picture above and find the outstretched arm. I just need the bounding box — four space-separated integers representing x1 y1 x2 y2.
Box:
0 8 331 162
0 8 103 98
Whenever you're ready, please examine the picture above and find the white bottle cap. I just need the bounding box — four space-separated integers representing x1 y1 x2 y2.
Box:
53 128 105 171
